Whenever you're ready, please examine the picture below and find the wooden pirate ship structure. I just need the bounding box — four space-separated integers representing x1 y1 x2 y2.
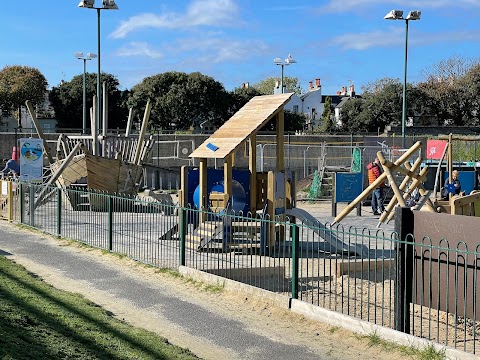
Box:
26 99 155 211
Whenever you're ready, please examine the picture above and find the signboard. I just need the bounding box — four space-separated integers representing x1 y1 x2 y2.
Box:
334 172 363 203
19 138 43 182
426 140 448 160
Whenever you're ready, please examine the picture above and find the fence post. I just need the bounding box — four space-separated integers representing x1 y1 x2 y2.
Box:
108 195 113 251
56 187 62 237
179 207 187 266
394 206 414 334
291 223 299 300
19 183 24 224
7 181 13 222
29 184 35 227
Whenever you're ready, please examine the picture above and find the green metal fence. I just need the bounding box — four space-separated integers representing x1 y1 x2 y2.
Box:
4 180 480 355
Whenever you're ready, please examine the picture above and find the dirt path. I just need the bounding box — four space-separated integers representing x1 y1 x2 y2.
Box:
3 223 412 360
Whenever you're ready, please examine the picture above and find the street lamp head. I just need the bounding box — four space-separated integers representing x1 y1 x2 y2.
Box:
406 10 421 20
273 57 282 65
74 52 85 59
384 9 403 20
285 54 296 65
78 0 94 8
87 52 97 59
102 0 119 10
78 0 119 9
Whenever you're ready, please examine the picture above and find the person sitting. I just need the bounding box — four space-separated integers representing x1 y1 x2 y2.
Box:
367 157 386 215
1 158 20 178
442 169 461 199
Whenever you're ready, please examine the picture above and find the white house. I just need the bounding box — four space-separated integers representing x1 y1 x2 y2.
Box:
273 78 358 130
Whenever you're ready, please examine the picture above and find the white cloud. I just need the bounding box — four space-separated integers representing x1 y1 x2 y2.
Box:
110 0 239 39
331 28 403 50
116 42 163 59
332 28 480 51
172 37 270 64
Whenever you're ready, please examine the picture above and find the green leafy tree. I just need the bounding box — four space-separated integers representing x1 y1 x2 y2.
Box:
0 65 48 127
338 97 366 132
127 71 232 130
253 76 303 95
362 79 403 132
49 72 127 129
417 56 480 126
320 96 335 132
260 110 306 132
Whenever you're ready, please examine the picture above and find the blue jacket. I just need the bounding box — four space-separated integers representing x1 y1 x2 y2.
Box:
1 159 20 175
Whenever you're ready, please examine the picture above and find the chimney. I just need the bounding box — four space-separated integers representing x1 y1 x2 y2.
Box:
315 78 321 88
309 81 313 91
245 82 249 88
342 86 347 95
336 91 341 95
241 83 245 89
349 84 355 96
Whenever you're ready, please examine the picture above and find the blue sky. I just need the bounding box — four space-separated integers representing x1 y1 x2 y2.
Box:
1 0 479 95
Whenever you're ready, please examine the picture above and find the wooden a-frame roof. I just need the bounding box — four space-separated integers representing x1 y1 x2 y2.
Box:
189 93 293 160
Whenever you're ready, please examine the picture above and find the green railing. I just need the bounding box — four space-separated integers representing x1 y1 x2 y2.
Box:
3 180 480 355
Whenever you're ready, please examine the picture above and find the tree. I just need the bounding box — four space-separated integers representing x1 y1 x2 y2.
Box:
127 71 233 130
49 72 127 129
0 65 48 127
319 96 335 132
338 97 366 132
252 76 303 95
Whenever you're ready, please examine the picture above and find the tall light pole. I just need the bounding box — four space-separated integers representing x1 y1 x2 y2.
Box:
75 52 97 134
384 10 421 149
274 54 297 94
78 0 119 144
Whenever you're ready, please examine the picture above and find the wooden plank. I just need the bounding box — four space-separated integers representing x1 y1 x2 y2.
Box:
276 110 284 172
190 94 292 159
249 135 257 213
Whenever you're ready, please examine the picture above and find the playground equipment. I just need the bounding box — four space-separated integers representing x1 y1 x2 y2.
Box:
26 99 155 211
332 141 436 226
432 133 480 215
179 93 366 256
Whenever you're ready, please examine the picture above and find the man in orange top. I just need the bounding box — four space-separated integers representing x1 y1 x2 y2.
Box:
367 157 385 215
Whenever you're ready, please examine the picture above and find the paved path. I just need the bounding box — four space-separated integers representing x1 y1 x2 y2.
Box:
0 221 406 360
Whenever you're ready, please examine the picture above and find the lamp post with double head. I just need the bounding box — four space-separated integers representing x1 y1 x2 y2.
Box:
273 54 297 94
384 9 421 149
75 52 97 134
78 0 119 142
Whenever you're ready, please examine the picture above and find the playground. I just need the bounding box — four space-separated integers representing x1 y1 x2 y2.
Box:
2 93 480 356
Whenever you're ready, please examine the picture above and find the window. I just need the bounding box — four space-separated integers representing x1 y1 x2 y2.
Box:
293 105 299 114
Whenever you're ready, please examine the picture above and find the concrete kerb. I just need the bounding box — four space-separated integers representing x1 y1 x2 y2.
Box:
179 266 291 309
179 266 476 360
290 299 476 360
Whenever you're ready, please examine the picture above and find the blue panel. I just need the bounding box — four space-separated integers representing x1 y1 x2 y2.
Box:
206 143 219 152
187 168 250 213
443 171 476 195
335 173 363 203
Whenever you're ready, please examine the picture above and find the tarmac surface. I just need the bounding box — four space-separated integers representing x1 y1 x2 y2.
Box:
0 215 408 360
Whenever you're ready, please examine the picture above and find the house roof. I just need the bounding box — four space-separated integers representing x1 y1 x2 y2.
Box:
189 93 293 160
335 97 351 109
321 95 343 105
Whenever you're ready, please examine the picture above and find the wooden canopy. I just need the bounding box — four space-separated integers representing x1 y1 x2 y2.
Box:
189 93 293 159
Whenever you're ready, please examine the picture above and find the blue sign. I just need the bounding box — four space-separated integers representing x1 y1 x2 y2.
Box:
19 138 43 182
335 173 363 203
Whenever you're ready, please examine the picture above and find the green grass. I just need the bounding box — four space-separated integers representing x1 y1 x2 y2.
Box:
361 332 446 360
0 256 200 360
